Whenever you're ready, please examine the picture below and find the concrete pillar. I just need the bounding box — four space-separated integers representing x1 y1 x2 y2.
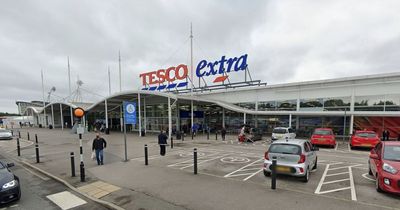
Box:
138 93 142 136
349 114 354 135
176 100 180 131
105 99 109 128
222 108 225 128
168 97 172 140
296 116 299 130
51 104 55 127
289 114 292 128
60 104 64 130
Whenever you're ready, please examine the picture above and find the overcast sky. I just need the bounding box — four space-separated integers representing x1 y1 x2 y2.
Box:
1 0 400 113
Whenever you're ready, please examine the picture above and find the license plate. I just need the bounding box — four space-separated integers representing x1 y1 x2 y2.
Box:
361 144 371 147
317 138 326 141
276 166 291 173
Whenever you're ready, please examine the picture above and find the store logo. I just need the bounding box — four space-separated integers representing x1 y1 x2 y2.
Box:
196 54 248 83
140 64 188 91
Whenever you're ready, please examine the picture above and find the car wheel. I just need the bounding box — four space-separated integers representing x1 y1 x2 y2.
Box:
263 170 271 177
312 158 317 170
302 168 310 183
375 174 383 193
349 144 354 150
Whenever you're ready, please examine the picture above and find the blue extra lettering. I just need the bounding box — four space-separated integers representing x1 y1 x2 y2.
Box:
234 54 248 71
196 60 207 77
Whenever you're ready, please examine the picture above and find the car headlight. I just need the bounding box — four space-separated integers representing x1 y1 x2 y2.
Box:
2 180 16 189
383 163 398 175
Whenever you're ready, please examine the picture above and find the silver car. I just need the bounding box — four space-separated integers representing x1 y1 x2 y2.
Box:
263 139 318 182
0 129 13 140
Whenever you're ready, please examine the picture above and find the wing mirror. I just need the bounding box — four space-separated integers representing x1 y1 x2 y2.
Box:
369 153 378 160
6 163 15 168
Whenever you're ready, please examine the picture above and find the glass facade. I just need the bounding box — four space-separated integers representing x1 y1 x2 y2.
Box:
258 100 296 111
354 95 385 111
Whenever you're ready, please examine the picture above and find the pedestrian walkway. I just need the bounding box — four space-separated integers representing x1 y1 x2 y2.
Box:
77 181 121 199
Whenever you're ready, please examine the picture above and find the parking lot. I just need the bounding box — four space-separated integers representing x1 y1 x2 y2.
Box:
131 139 399 209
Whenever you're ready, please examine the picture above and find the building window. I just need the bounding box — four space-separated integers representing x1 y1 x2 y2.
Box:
258 101 276 111
323 97 351 111
383 94 400 111
354 95 385 111
300 98 323 111
276 100 297 111
234 102 255 110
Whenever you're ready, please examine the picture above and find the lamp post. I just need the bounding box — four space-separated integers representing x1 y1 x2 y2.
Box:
74 107 86 182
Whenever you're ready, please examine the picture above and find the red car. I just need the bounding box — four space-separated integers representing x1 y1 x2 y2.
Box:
350 130 380 149
310 128 336 148
369 141 400 194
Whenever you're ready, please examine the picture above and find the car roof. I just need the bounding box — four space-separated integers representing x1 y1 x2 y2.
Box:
383 141 400 146
355 130 375 133
272 139 308 146
315 128 332 131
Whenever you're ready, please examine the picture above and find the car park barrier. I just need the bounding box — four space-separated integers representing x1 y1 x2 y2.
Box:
271 156 277 190
144 144 148 166
194 148 198 175
35 134 40 163
171 137 174 149
70 152 76 177
17 138 20 156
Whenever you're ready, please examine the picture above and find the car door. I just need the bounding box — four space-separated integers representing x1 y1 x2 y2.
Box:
370 143 382 177
303 142 313 168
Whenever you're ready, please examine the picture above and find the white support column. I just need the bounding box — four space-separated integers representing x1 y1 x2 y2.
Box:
168 97 172 140
120 106 123 132
296 116 300 130
289 114 292 128
176 100 180 132
105 99 109 129
138 93 142 136
143 97 147 134
243 113 246 124
349 114 354 135
51 104 55 127
60 104 64 130
222 108 225 128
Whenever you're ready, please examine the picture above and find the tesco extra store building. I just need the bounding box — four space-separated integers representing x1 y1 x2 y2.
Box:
24 53 400 139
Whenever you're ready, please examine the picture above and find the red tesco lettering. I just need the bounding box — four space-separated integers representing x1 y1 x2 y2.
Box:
140 64 188 86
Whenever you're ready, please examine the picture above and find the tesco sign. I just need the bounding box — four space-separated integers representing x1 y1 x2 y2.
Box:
140 53 248 90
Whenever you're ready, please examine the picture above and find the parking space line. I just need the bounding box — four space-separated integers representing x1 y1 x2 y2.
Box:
335 143 338 150
225 172 257 178
325 171 349 177
323 178 350 185
318 187 352 194
179 154 231 169
348 166 357 201
239 167 262 172
315 165 329 194
329 162 344 165
361 173 375 182
328 164 362 171
242 169 263 181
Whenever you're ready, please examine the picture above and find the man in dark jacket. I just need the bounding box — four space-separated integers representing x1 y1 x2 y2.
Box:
221 127 227 141
92 133 107 165
383 129 390 141
158 130 168 156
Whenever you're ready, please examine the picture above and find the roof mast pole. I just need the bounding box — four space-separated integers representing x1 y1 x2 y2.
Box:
190 23 194 134
68 57 73 127
41 70 47 127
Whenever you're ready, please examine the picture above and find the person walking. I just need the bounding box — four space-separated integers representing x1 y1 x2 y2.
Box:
92 133 107 165
383 129 390 141
158 130 168 156
221 127 227 141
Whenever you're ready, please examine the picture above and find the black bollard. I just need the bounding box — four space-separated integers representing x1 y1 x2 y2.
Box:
11 130 13 136
17 138 20 156
18 131 21 138
271 156 277 190
215 131 218 140
194 148 197 175
207 131 209 140
35 134 40 163
70 152 75 177
144 144 148 165
191 132 194 140
80 162 85 182
171 137 174 149
27 132 30 141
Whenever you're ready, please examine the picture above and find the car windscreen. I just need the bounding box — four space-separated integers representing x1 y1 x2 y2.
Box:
313 130 332 135
273 128 287 134
356 132 376 138
268 144 301 155
383 146 400 161
0 130 9 133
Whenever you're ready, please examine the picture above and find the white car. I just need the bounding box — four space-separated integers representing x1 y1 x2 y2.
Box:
271 127 296 141
0 129 13 140
263 139 318 182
